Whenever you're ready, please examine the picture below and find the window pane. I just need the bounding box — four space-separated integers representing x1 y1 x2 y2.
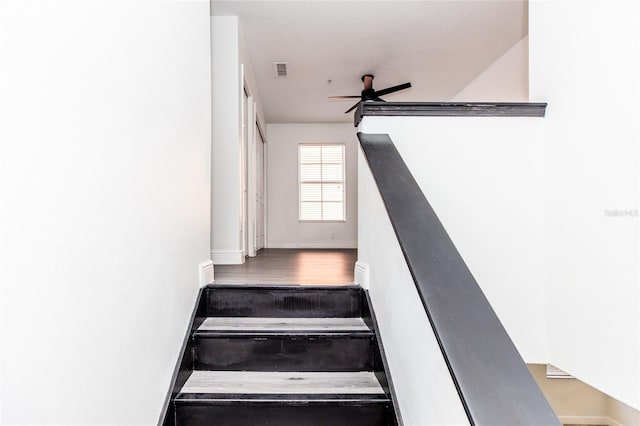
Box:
299 143 345 221
301 183 321 201
322 183 343 202
300 164 321 182
322 163 343 181
322 145 343 163
300 145 321 164
300 202 322 221
322 202 344 220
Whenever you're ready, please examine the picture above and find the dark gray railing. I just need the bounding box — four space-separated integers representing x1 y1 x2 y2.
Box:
354 101 547 126
358 132 559 426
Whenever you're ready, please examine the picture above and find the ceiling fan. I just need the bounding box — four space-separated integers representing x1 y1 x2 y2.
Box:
329 74 412 114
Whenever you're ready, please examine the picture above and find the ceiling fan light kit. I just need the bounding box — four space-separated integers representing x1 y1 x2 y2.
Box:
329 74 412 114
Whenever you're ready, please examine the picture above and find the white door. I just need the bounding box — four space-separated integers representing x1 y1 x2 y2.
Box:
255 124 265 251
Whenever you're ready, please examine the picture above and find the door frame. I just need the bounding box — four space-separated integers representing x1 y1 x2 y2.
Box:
246 96 256 257
255 120 267 251
244 95 267 257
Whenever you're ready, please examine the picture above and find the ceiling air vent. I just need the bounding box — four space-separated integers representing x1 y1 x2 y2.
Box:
273 62 288 78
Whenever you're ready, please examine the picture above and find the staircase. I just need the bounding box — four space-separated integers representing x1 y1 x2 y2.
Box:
164 284 398 426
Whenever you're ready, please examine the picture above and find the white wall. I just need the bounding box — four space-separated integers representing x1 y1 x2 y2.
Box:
239 24 266 129
452 36 529 102
607 394 640 426
357 0 640 412
357 156 469 425
530 0 640 410
211 16 267 264
266 124 358 248
211 16 243 265
0 1 211 424
359 116 550 363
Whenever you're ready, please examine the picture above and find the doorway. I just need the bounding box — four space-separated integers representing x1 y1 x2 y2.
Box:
244 90 266 258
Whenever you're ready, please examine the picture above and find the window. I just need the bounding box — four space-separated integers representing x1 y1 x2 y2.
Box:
299 144 345 221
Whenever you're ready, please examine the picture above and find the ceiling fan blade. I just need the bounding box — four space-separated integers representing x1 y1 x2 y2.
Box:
328 95 361 99
375 82 411 97
362 74 374 91
344 100 361 114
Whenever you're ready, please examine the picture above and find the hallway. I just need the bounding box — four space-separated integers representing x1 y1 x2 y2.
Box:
213 249 357 285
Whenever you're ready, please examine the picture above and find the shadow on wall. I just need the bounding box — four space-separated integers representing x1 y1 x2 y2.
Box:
528 365 640 426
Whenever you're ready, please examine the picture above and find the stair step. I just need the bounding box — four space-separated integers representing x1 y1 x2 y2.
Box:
174 401 392 426
174 372 393 426
193 325 375 371
195 317 371 334
204 285 362 317
177 371 386 399
166 285 398 426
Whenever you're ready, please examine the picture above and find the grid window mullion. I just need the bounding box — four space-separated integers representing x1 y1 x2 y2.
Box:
299 144 345 221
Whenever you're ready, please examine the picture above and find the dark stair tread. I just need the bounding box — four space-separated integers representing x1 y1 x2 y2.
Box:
193 333 375 372
167 286 398 426
206 284 361 290
173 401 394 426
204 285 363 318
194 317 372 336
176 371 387 402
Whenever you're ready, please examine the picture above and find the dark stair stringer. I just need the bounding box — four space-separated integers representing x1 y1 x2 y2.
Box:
162 284 398 426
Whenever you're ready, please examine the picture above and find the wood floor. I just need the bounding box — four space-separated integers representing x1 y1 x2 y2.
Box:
213 249 357 285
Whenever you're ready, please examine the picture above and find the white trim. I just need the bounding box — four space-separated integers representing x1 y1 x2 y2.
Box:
240 65 248 261
211 250 245 265
246 96 257 257
354 261 370 289
268 241 357 249
557 415 618 426
199 260 214 287
262 125 269 248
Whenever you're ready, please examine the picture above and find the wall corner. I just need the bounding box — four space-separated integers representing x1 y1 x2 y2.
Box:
354 261 370 289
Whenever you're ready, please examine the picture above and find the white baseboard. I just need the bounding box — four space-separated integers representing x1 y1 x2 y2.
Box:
354 261 370 289
558 415 620 426
198 260 214 287
211 250 245 265
268 241 357 249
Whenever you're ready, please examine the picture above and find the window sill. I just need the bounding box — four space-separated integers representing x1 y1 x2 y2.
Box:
298 220 347 223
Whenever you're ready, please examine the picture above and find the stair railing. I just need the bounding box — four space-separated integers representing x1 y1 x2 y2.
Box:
358 132 559 426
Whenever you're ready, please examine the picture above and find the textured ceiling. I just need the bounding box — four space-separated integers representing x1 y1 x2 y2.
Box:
212 0 528 123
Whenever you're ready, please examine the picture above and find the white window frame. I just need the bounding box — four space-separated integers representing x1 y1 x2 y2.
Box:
298 143 346 222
